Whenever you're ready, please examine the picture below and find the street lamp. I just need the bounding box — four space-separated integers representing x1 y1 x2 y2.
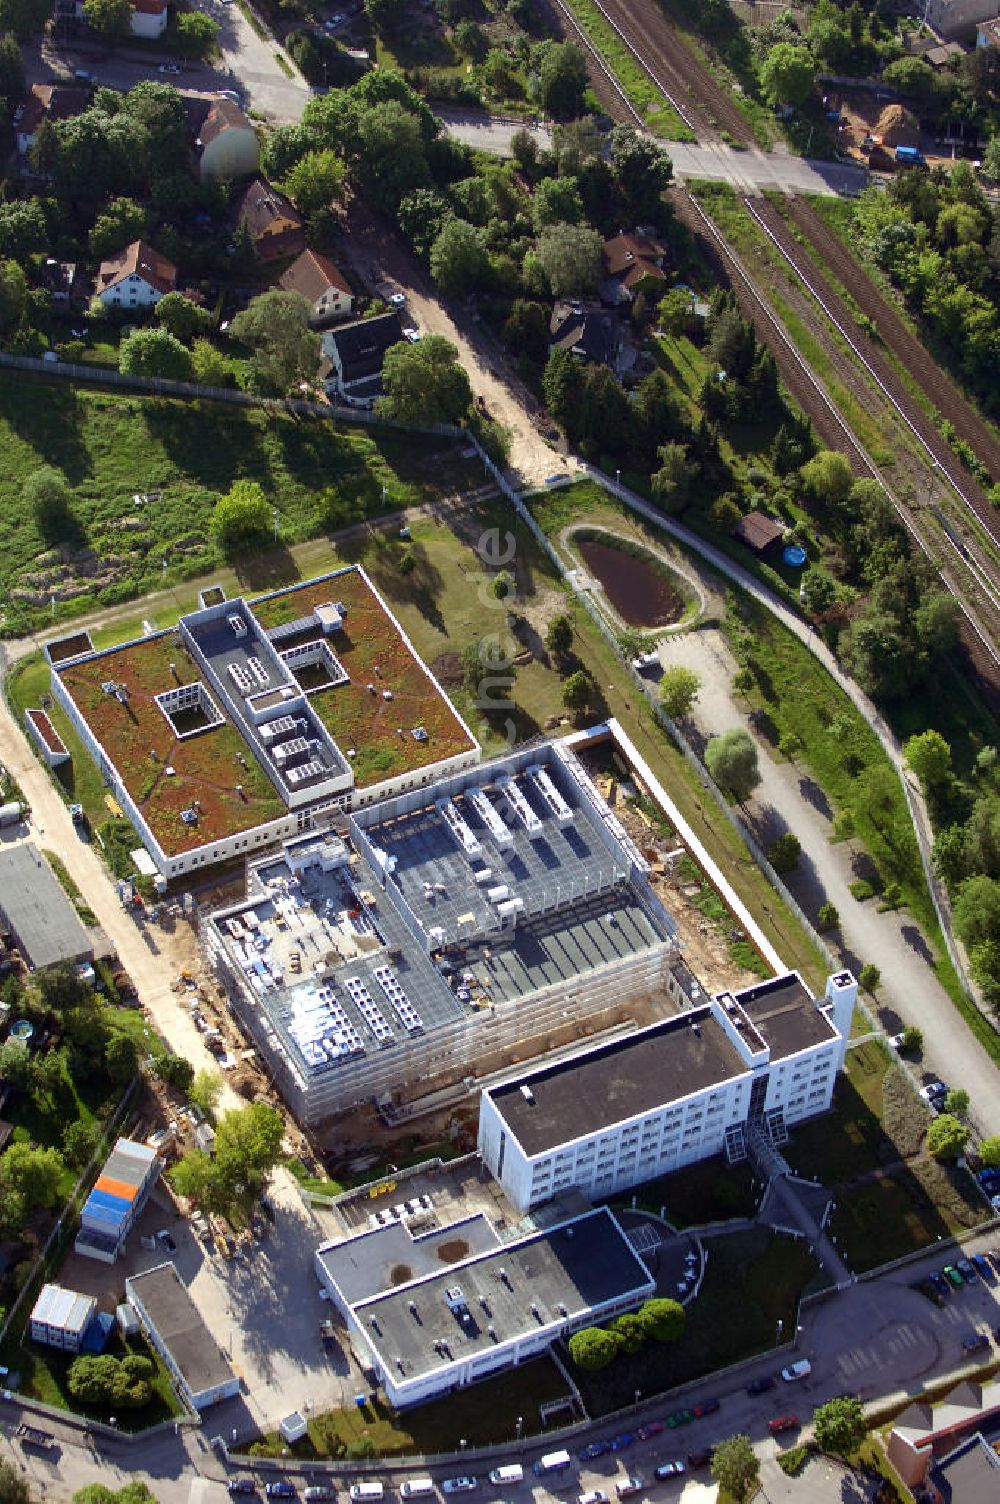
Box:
634 1388 641 1406
775 1318 783 1345
615 468 621 489
273 508 280 541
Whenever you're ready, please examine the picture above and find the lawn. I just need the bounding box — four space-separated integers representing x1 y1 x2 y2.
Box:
572 1228 820 1414
784 1041 928 1185
0 372 480 636
7 1329 182 1430
829 1157 987 1273
613 1154 760 1228
249 1357 572 1457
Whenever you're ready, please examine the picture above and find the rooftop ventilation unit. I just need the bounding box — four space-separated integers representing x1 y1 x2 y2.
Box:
180 808 198 825
412 726 428 742
520 1085 535 1106
227 614 247 637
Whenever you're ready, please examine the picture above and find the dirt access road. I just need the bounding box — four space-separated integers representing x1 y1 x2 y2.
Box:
342 199 569 490
655 627 1000 1139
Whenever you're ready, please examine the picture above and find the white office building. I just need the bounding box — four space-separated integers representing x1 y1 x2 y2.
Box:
315 1206 654 1409
478 971 857 1214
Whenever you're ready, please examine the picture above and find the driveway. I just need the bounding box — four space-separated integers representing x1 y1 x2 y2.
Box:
654 627 1000 1138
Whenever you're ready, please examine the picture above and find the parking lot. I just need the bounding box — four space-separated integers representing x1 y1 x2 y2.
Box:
58 1171 369 1430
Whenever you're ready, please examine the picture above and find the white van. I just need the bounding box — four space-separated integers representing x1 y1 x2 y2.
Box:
400 1483 435 1500
488 1468 523 1487
532 1452 572 1478
350 1487 385 1503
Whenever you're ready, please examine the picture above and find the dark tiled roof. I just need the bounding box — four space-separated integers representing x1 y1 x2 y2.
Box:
733 510 784 553
325 313 402 383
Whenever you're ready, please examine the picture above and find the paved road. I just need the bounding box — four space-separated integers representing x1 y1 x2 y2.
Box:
33 0 308 121
436 110 871 196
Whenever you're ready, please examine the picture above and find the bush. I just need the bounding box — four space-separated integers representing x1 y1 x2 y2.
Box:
153 1054 195 1092
568 1326 622 1370
900 1026 923 1054
816 901 839 931
636 1296 685 1342
66 1353 153 1409
859 963 881 994
768 831 801 873
850 879 874 901
926 1112 969 1163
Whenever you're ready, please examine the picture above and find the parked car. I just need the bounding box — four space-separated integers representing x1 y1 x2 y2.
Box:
636 1421 663 1441
928 1272 951 1298
957 1258 978 1282
442 1482 477 1496
158 62 181 73
962 1331 990 1354
919 1080 948 1103
228 1483 257 1497
780 1360 812 1382
768 1416 799 1435
615 1481 643 1500
693 1399 720 1418
402 326 421 343
579 1441 609 1460
977 1169 1000 1187
665 1409 693 1427
265 1485 296 1499
944 1264 964 1287
652 1463 685 1480
609 1434 635 1452
304 1490 334 1501
746 1377 774 1395
972 1253 996 1284
577 1492 608 1504
389 292 406 308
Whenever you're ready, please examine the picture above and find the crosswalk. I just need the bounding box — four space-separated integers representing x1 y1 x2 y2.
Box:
836 1321 926 1381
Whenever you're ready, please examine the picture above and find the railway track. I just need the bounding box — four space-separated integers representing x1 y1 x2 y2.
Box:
682 193 1000 698
781 197 1000 487
574 0 748 142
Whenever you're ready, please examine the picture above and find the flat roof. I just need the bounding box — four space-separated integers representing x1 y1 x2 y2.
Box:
31 1283 95 1336
354 1208 652 1381
0 844 93 970
318 1213 501 1306
127 1263 234 1400
736 973 834 1060
489 1007 747 1157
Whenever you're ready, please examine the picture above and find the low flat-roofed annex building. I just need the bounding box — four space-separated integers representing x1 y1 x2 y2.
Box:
479 970 857 1213
315 1206 653 1408
126 1262 239 1411
48 565 478 880
203 739 685 1125
29 1283 96 1352
0 844 96 971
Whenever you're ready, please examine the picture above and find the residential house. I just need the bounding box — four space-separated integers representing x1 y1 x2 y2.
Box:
39 259 76 305
280 248 354 325
976 15 1000 43
15 83 90 155
925 39 964 65
197 98 260 184
129 0 168 36
97 240 177 309
321 312 402 406
549 300 622 368
601 230 667 304
236 177 305 263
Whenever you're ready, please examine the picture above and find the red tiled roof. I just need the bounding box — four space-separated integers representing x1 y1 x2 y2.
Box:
602 231 666 278
279 248 351 304
98 240 177 296
199 97 255 147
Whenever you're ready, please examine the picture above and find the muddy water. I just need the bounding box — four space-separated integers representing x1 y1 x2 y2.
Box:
578 537 685 627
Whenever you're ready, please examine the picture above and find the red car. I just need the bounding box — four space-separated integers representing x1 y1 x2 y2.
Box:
768 1415 799 1436
636 1422 664 1441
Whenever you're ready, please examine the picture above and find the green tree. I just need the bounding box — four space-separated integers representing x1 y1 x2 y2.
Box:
155 293 212 343
567 1326 622 1370
23 465 72 536
0 1141 63 1210
536 40 588 119
170 1102 284 1223
231 290 319 395
119 327 194 382
636 1296 685 1342
651 441 697 512
710 1435 759 1504
659 665 700 720
800 449 854 510
706 729 761 802
817 901 839 931
378 334 472 425
283 149 345 214
981 135 1000 181
83 0 133 39
531 175 583 233
562 669 595 713
800 567 838 616
954 874 1000 949
979 1135 1000 1167
542 346 584 431
608 124 673 222
545 614 573 658
88 198 148 260
943 1088 970 1118
0 0 51 38
67 1353 152 1409
105 1033 138 1086
0 198 47 260
659 287 693 338
0 33 25 118
610 1312 646 1355
925 1112 969 1162
211 479 271 554
535 222 602 297
0 1039 35 1089
761 42 816 106
813 1396 867 1455
859 963 880 993
188 1068 222 1116
768 832 802 873
154 1054 195 1092
429 217 489 296
63 1119 100 1170
904 729 952 790
900 1025 923 1052
175 9 219 57
191 339 233 388
0 1460 31 1504
0 257 27 337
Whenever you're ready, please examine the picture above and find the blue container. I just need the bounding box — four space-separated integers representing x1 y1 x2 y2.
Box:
783 544 807 568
